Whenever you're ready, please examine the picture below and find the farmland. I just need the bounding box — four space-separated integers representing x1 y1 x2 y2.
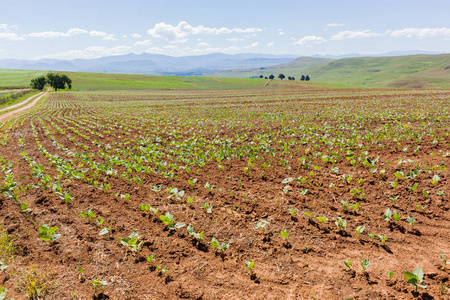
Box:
0 87 450 299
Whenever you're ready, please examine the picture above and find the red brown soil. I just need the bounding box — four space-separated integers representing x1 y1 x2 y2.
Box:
0 88 449 299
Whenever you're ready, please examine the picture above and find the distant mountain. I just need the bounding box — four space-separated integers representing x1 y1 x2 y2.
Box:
209 53 450 88
311 50 444 59
0 53 299 76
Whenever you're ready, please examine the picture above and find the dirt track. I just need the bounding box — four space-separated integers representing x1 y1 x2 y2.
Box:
0 91 47 122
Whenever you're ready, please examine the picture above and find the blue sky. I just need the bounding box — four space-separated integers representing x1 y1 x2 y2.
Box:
1 0 449 60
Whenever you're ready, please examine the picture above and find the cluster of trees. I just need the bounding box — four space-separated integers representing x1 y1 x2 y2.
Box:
31 73 72 91
259 74 310 81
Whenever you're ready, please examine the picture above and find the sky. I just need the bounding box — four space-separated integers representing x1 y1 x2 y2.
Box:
1 0 450 60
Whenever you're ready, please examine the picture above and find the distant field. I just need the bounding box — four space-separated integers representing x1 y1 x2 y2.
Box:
0 69 354 91
0 69 47 89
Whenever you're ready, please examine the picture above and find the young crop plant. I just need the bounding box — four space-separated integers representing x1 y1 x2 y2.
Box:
335 217 347 233
210 238 229 255
99 222 114 238
202 203 212 214
245 261 256 279
344 260 352 273
204 182 213 193
387 270 394 280
90 279 107 297
440 253 449 271
280 229 290 246
317 216 328 229
378 235 386 245
80 208 96 223
159 213 185 230
403 267 426 292
407 215 417 229
355 225 365 239
187 224 204 244
0 286 14 300
360 259 370 275
255 219 269 234
388 195 399 206
38 224 61 246
120 231 143 256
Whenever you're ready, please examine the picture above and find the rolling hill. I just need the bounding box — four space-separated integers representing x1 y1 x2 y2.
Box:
209 54 450 88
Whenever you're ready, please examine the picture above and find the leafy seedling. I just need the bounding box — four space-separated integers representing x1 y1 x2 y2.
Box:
344 260 352 272
440 253 448 271
288 208 295 216
317 216 328 229
202 203 212 214
0 286 14 300
378 234 386 245
187 224 204 244
255 219 269 233
99 222 113 237
304 246 311 253
120 231 143 256
383 208 392 221
387 270 394 280
89 279 107 296
360 259 370 275
80 208 96 223
355 225 365 238
335 217 347 232
341 200 349 211
246 261 256 279
38 224 61 245
406 215 416 229
403 267 427 292
210 238 229 253
0 262 7 272
280 229 289 246
160 212 185 230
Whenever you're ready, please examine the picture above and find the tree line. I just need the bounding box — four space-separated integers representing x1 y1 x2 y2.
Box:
259 74 310 81
31 73 72 91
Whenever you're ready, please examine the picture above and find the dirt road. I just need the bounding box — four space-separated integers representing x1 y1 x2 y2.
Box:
0 91 48 122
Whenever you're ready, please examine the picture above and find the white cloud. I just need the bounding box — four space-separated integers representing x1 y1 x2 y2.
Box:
278 29 285 36
0 24 18 32
89 31 107 37
327 23 345 27
227 38 245 42
331 30 380 40
147 21 263 40
39 45 132 59
134 40 152 46
131 33 142 38
244 42 258 49
103 34 117 41
388 27 450 38
29 27 87 38
0 32 24 40
196 42 210 47
267 42 274 47
294 35 326 45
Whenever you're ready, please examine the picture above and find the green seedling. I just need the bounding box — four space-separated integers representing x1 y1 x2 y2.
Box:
204 182 213 193
304 246 311 253
351 203 358 212
99 222 113 236
437 190 445 197
18 201 32 213
188 178 197 186
77 267 84 279
210 238 230 252
378 234 386 245
96 218 104 227
406 215 416 228
383 208 392 221
431 174 440 184
422 190 429 197
392 211 401 222
0 262 7 272
344 260 352 272
160 212 185 230
387 270 394 279
341 200 349 211
360 259 370 274
38 224 61 245
255 219 269 233
355 225 365 238
317 216 328 228
288 208 295 216
0 286 14 300
390 181 398 188
403 267 427 292
409 183 418 193
245 261 255 278
440 253 448 271
80 208 96 223
89 279 107 295
187 224 204 243
120 231 143 256
335 217 347 232
388 195 399 206
146 255 155 266
280 229 289 244
202 203 212 214
305 212 315 220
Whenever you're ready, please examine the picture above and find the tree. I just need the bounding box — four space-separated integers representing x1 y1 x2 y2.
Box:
30 76 47 91
259 75 263 78
46 72 72 91
301 75 305 81
278 73 285 80
269 74 275 80
264 76 268 79
292 77 295 81
305 75 310 81
288 76 292 80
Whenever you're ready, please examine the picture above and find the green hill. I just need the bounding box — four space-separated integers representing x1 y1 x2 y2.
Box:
209 54 450 88
0 69 47 89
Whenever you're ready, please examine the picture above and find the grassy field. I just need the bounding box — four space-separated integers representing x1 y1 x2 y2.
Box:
209 54 450 88
0 69 358 91
0 69 47 89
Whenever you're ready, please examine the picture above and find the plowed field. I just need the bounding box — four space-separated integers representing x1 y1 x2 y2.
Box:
0 88 449 299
